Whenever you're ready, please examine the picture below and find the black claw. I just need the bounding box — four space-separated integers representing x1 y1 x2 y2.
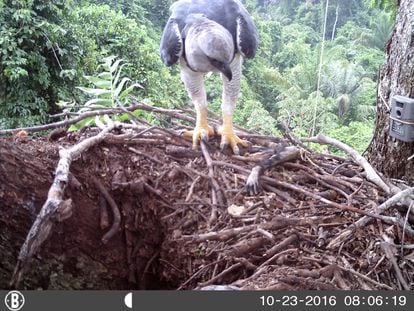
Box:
246 181 261 195
246 184 255 195
201 131 209 142
220 142 229 152
254 184 260 195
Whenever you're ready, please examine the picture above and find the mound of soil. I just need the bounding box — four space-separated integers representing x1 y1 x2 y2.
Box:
0 123 413 290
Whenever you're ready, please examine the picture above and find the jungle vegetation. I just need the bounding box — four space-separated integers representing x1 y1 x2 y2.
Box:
0 0 396 152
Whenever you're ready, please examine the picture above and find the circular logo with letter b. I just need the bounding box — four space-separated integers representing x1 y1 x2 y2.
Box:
4 291 25 311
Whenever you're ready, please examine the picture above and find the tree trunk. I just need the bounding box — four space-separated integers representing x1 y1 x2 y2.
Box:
367 0 414 184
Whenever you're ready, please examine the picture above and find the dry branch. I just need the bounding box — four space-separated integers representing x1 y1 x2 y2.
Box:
0 106 136 135
197 263 243 288
304 134 394 194
3 101 413 290
200 140 220 225
380 241 410 290
263 234 298 258
328 187 414 249
93 176 121 244
181 216 334 243
0 102 196 136
10 122 120 287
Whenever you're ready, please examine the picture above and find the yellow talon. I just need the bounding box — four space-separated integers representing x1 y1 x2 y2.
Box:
182 107 215 149
219 131 249 155
183 124 215 149
219 114 248 155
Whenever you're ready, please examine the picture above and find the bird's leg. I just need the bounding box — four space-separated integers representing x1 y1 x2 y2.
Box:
180 62 214 149
220 113 248 154
191 104 215 146
219 54 248 155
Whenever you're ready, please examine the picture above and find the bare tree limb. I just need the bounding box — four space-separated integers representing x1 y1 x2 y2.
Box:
304 134 396 194
0 102 195 135
327 187 414 249
10 122 120 287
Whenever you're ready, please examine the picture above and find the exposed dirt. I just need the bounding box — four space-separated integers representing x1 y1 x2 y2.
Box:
0 124 413 290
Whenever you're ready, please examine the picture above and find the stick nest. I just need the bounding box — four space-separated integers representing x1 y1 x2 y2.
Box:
3 105 414 290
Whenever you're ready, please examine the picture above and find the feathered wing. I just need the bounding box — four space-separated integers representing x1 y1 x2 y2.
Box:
236 8 259 59
160 18 183 66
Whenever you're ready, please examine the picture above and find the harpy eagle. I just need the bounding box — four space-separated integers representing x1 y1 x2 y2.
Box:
160 0 259 154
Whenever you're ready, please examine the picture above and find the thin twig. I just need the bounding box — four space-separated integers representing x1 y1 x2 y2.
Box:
0 106 135 135
328 187 414 249
200 140 220 225
92 176 121 244
337 265 394 290
128 147 164 165
197 263 243 288
380 241 410 290
401 201 414 254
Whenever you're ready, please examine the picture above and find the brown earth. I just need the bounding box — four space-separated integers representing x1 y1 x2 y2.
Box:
0 122 413 290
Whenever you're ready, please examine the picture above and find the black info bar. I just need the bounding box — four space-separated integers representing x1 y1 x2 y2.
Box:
1 290 412 311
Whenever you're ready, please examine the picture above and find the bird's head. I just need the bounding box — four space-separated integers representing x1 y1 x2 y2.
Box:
182 12 235 81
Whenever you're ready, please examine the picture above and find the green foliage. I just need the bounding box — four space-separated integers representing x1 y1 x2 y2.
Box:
277 90 338 135
62 56 141 130
320 60 376 122
202 73 279 136
254 20 282 64
77 56 141 109
326 121 374 154
86 0 171 27
0 0 387 155
242 0 383 151
0 0 76 128
363 0 397 19
273 23 317 71
239 100 280 136
366 10 394 50
67 4 162 95
0 0 186 129
274 0 303 17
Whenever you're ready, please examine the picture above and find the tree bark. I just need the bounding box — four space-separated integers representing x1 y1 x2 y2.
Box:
367 0 414 184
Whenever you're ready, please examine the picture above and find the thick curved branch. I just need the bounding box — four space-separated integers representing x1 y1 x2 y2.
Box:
304 134 396 194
